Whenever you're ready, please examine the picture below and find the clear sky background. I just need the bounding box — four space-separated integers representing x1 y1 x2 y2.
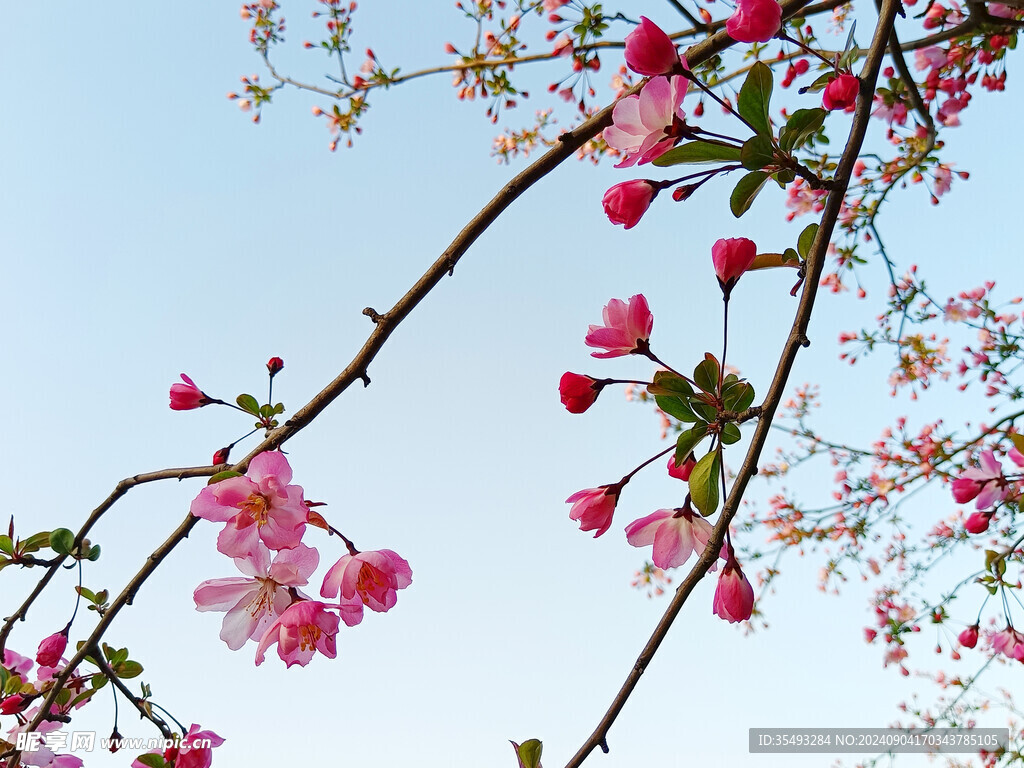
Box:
3 3 1023 768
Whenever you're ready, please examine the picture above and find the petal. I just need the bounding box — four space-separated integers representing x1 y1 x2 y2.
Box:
194 579 258 612
248 451 293 486
624 509 672 547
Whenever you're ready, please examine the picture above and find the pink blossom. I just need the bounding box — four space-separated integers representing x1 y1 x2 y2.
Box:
584 295 653 358
559 373 604 414
320 549 412 622
3 649 33 676
132 724 224 768
602 179 657 229
625 507 725 570
712 237 757 290
933 166 952 197
194 543 319 649
958 624 979 648
543 0 570 10
169 374 210 411
951 450 1007 509
603 76 687 168
255 600 340 667
964 511 992 534
990 626 1024 660
667 453 696 481
35 631 68 669
726 0 782 42
191 451 309 557
822 74 859 111
624 17 679 76
566 485 620 537
914 46 946 71
712 553 755 623
0 694 29 715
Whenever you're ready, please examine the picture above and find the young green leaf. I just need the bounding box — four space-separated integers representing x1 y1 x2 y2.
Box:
737 62 773 138
655 394 698 423
689 451 722 516
779 108 826 152
740 134 775 171
49 528 75 556
236 393 260 415
694 355 721 394
652 140 742 167
730 171 770 217
797 223 820 259
676 424 710 465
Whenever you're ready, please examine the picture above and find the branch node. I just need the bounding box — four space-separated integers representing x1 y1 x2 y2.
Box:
359 371 371 388
362 307 384 324
599 738 609 754
798 334 811 348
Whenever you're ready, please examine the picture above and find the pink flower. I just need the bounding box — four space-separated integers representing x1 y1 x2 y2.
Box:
625 507 725 570
712 237 757 291
624 17 679 76
559 373 604 413
0 694 29 715
169 374 210 411
951 450 1007 509
35 631 68 669
320 549 412 623
958 624 979 648
712 553 755 623
726 0 782 43
602 180 657 229
255 600 340 667
667 453 696 481
990 626 1024 660
584 295 653 358
194 543 319 649
964 511 993 534
132 724 224 768
603 76 687 168
190 451 309 558
566 485 621 537
822 73 860 111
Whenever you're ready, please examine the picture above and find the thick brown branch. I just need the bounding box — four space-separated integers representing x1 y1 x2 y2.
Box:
562 0 902 763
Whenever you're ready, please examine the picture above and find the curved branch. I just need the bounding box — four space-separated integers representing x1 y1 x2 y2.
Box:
563 0 902 762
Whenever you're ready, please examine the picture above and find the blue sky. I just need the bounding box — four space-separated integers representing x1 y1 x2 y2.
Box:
3 3 1023 767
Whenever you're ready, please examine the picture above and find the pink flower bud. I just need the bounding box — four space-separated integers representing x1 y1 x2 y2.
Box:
169 374 210 411
566 485 621 538
964 511 992 534
559 373 604 414
726 0 782 43
711 237 758 292
602 180 657 229
35 631 68 668
667 453 696 481
713 553 755 623
0 695 29 715
958 624 979 648
266 356 285 376
624 17 679 76
212 447 231 466
823 73 860 111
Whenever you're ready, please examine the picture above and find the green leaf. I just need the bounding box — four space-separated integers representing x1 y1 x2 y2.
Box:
117 661 144 679
797 223 820 259
689 451 721 517
721 422 742 445
722 380 755 411
779 108 826 152
0 557 11 572
512 739 544 768
737 61 773 138
76 586 97 602
730 171 769 217
647 371 694 397
208 470 243 485
694 355 721 394
740 134 775 171
772 169 796 187
652 140 742 167
111 647 129 667
236 393 260 416
803 71 834 94
692 401 718 422
136 754 167 768
49 528 75 556
782 248 800 264
676 424 709 465
655 394 698 423
20 532 51 554
95 589 109 605
87 544 101 561
0 535 11 555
